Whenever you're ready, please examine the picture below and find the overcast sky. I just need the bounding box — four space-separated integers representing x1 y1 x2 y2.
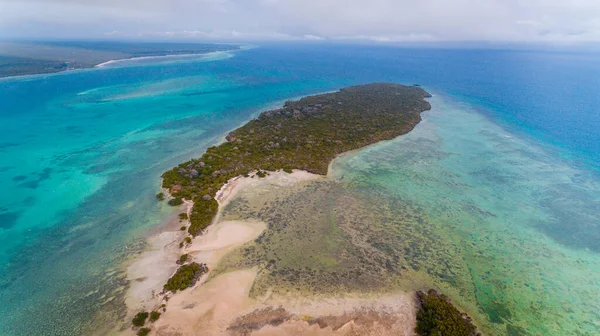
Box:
2 0 600 43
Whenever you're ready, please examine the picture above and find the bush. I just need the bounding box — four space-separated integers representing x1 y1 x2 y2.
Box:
415 289 479 336
156 192 165 201
168 197 183 206
164 262 209 293
187 198 218 236
283 168 293 174
177 254 189 264
178 213 188 220
180 226 186 231
149 311 161 322
132 311 149 327
256 170 267 178
137 328 151 336
185 237 192 244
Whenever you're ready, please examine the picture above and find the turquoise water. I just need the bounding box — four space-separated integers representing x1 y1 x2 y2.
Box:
332 95 600 335
0 44 599 335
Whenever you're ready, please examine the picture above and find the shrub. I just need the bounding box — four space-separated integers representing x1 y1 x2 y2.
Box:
177 254 189 264
415 289 479 336
179 242 184 248
137 328 151 336
185 237 192 244
187 198 218 236
149 311 161 322
163 262 209 293
180 226 186 231
283 168 293 174
178 213 188 220
156 192 165 201
168 197 183 206
256 170 267 178
132 311 149 327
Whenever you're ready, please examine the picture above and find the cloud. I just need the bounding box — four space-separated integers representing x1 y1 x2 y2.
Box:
1 0 600 43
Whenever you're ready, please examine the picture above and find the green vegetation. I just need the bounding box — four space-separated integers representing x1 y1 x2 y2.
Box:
163 262 209 293
156 192 165 201
184 237 192 244
132 311 149 327
180 226 187 231
149 311 161 322
137 328 151 336
167 197 183 206
178 213 188 220
162 83 431 236
416 289 480 336
177 254 189 264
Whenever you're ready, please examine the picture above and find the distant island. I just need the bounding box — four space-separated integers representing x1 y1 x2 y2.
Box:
0 41 240 78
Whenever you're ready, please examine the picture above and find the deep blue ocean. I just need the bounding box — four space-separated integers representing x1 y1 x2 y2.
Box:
0 43 599 335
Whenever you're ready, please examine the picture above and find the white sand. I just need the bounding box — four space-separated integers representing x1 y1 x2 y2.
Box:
121 170 322 335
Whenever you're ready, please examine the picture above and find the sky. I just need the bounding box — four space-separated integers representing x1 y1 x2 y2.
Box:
1 0 600 43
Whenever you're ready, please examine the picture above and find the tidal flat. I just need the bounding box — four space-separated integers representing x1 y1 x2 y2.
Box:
213 95 600 336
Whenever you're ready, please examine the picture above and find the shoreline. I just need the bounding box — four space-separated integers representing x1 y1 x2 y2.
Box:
94 50 233 68
0 45 251 81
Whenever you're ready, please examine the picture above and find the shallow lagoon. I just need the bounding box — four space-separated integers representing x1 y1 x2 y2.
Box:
332 95 600 335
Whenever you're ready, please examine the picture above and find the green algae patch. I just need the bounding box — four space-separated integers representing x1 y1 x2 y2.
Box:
161 83 431 236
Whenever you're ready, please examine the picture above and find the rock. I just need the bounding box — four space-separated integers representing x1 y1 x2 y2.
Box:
190 169 199 177
202 194 212 201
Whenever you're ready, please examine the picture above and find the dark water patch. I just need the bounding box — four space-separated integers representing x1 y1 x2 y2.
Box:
484 300 512 324
535 184 600 252
38 167 53 181
22 196 36 206
469 167 517 186
506 324 531 336
15 168 53 189
19 180 39 189
63 125 84 134
180 88 232 96
0 212 20 229
0 142 19 150
0 166 15 172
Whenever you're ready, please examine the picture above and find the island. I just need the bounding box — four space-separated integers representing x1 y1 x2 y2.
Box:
0 41 240 78
162 83 432 236
149 83 480 335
